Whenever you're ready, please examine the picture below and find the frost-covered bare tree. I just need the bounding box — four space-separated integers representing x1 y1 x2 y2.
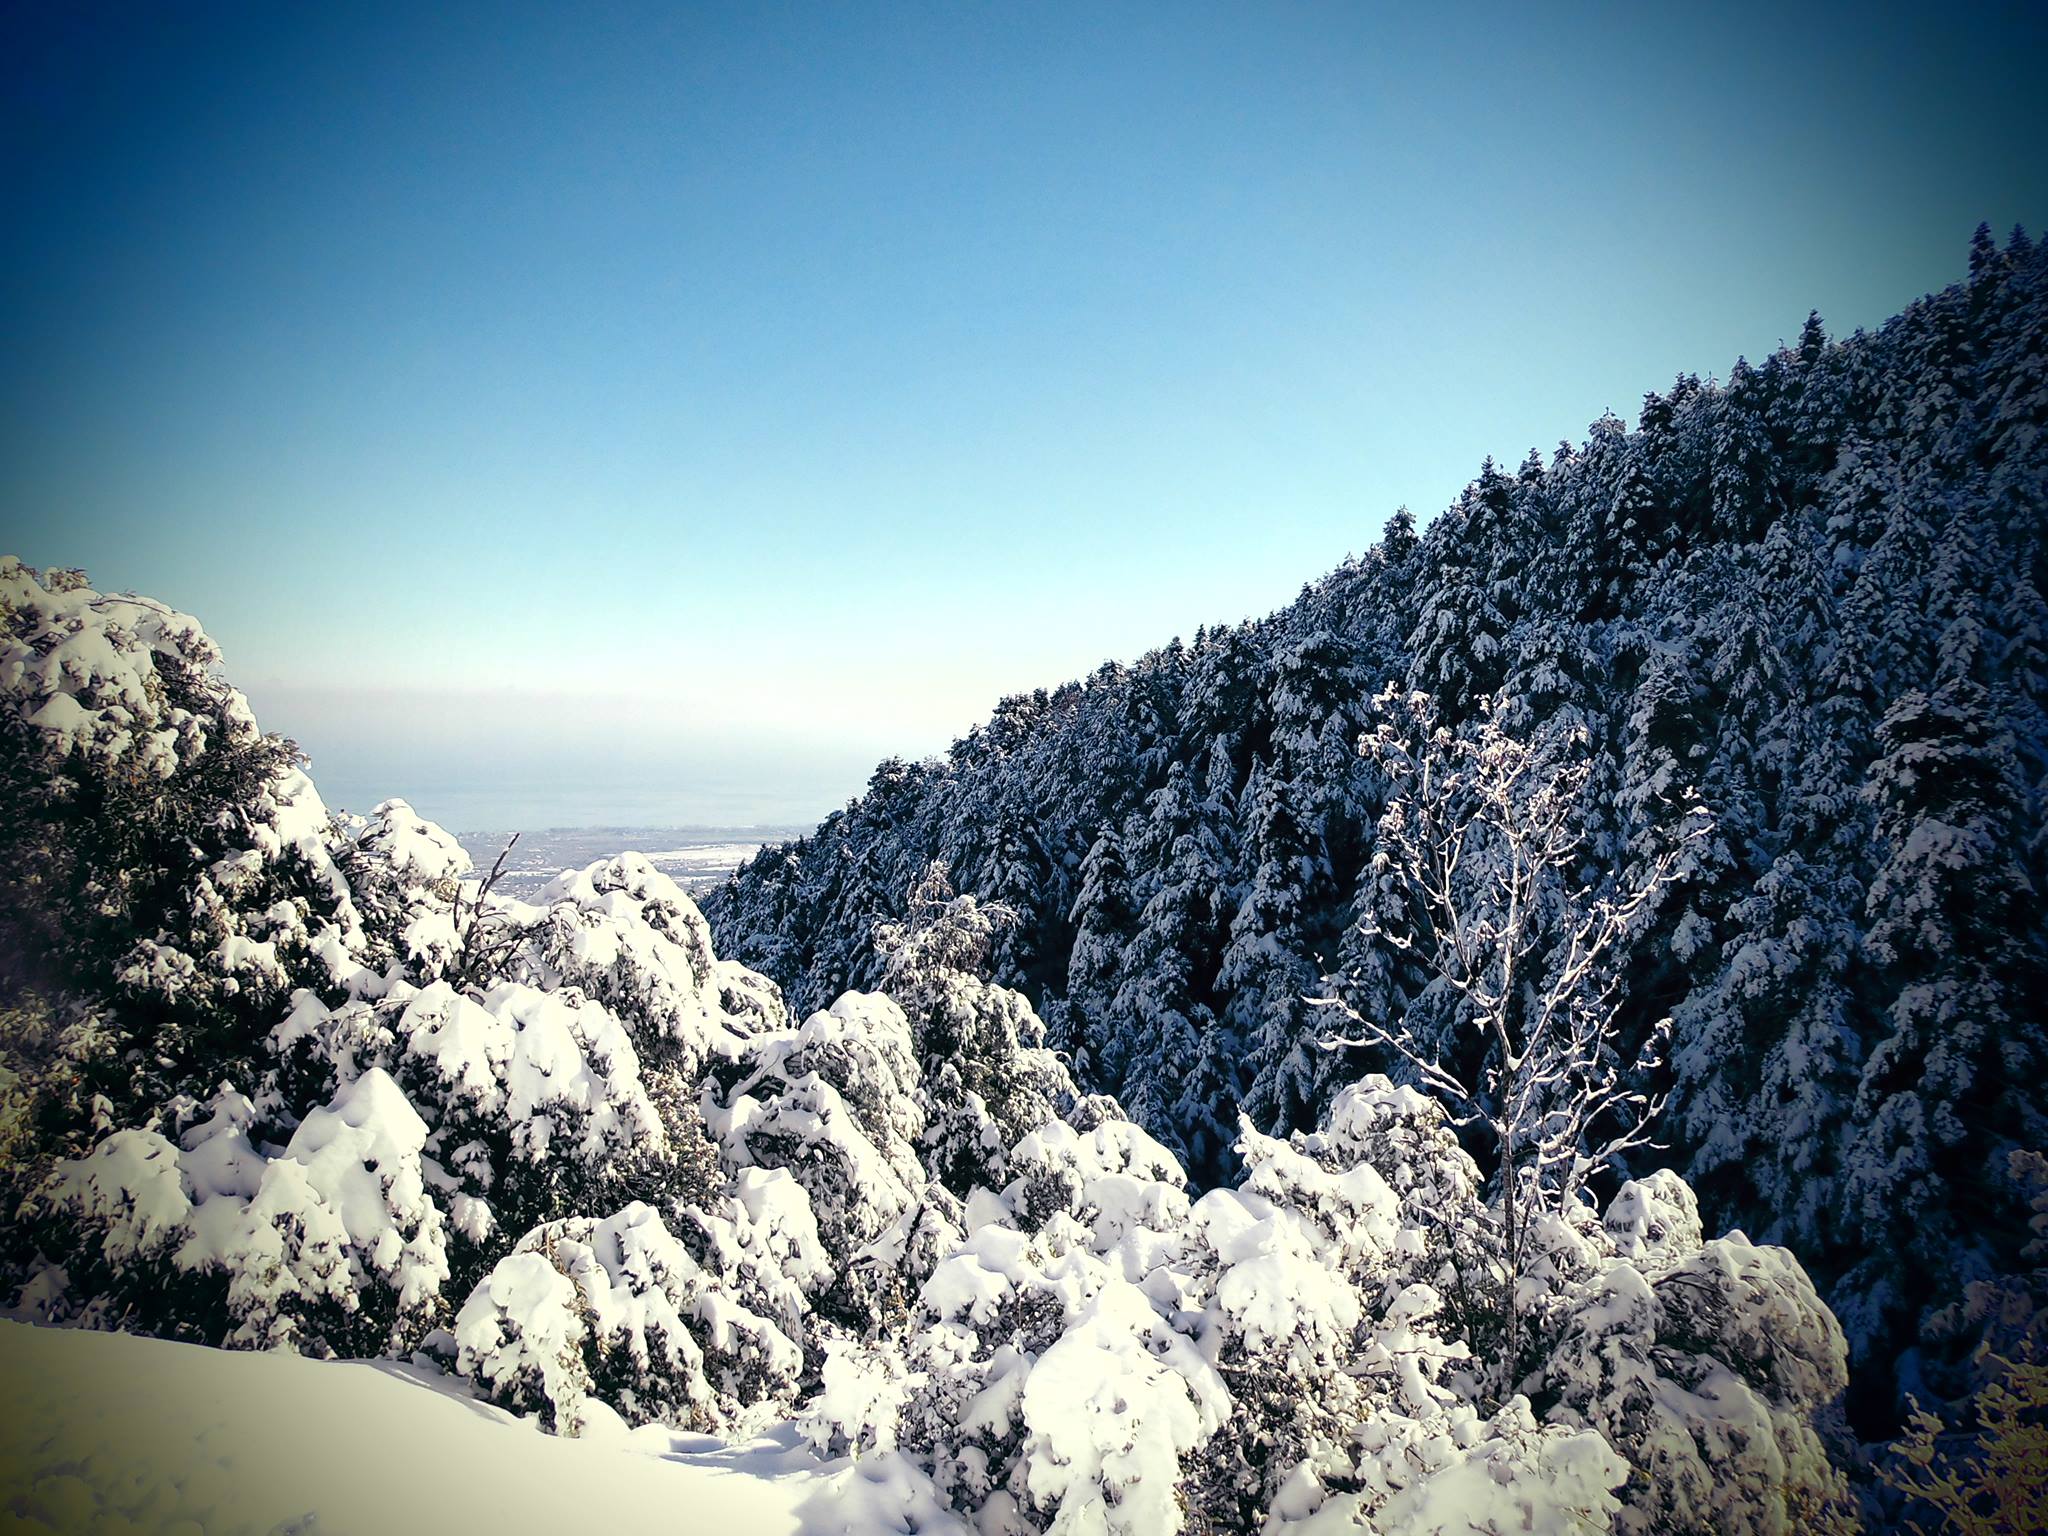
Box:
1321 685 1704 1381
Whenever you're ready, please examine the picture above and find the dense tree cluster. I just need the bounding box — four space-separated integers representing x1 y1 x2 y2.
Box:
706 232 2048 1426
0 558 821 1428
1 556 1863 1530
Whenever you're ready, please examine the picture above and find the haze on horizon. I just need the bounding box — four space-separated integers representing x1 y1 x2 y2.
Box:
5 0 2044 830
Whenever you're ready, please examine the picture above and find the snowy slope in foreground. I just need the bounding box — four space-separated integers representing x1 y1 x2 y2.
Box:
0 1321 891 1536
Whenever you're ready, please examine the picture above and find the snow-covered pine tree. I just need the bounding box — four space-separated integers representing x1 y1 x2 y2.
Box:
873 862 1080 1198
1227 760 1332 1139
1061 819 1132 1079
1114 760 1233 1171
0 559 364 1171
1844 509 2047 1416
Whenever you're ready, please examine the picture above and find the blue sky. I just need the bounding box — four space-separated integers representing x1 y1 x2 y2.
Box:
4 1 2044 827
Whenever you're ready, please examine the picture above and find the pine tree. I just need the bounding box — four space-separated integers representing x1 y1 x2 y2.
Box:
1112 764 1227 1162
0 560 363 1166
1845 540 2046 1405
1229 763 1333 1137
1063 820 1133 1086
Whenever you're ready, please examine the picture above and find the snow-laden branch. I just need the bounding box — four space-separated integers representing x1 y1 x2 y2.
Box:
1315 685 1706 1393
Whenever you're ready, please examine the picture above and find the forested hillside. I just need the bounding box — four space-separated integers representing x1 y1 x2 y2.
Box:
705 227 2048 1426
0 558 1867 1533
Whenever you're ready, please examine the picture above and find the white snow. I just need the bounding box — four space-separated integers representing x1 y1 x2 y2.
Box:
0 557 246 774
0 1319 870 1536
455 1199 807 1436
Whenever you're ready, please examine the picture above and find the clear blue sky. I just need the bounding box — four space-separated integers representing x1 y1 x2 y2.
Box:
4 1 2043 828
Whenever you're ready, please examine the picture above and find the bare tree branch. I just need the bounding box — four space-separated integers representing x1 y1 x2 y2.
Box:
448 832 522 990
1314 685 1706 1394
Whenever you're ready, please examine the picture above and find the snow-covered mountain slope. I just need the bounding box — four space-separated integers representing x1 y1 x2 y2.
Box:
703 230 2048 1426
0 1319 852 1535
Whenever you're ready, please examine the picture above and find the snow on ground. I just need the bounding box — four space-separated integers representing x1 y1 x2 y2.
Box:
0 1321 879 1536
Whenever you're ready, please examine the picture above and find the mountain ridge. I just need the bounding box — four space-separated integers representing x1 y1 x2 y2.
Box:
703 226 2048 1427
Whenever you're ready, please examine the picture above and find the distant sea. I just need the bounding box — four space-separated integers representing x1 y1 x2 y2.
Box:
299 776 819 900
264 697 881 848
296 761 836 899
306 774 840 840
453 825 812 900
